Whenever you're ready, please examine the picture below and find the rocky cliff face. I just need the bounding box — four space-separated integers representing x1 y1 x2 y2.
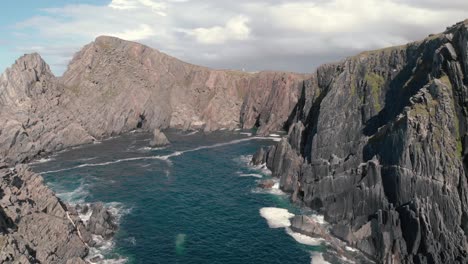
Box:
60 36 305 137
0 37 305 165
0 54 95 164
259 19 468 263
0 165 89 263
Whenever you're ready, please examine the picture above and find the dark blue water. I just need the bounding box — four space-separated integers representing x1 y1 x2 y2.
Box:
31 130 324 264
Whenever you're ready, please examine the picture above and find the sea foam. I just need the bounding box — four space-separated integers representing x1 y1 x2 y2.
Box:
259 207 294 228
41 136 276 175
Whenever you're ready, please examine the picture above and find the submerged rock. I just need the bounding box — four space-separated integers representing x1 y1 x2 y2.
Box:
149 129 170 147
257 179 276 189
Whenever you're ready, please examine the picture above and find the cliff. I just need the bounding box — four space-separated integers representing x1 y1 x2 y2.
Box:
0 37 306 165
0 165 88 263
259 19 468 263
60 36 305 136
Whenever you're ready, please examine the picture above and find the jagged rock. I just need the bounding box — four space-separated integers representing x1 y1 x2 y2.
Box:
257 179 275 189
0 166 88 263
251 147 266 165
149 129 170 147
87 202 118 240
259 20 468 264
0 38 306 166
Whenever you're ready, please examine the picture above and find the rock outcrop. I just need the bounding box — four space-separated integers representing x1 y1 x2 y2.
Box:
149 129 170 147
0 165 89 263
257 19 468 263
0 37 306 166
61 36 305 136
0 165 120 263
86 202 118 240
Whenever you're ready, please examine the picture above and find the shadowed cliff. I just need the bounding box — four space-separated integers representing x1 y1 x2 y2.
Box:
260 19 468 263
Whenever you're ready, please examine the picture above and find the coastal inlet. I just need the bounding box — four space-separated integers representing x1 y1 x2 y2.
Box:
31 130 328 264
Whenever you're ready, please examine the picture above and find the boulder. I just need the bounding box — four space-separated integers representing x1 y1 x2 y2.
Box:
87 202 118 240
149 129 170 147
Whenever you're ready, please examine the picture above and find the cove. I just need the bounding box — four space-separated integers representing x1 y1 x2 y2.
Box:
30 130 325 264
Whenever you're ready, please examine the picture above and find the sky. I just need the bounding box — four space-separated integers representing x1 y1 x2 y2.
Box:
1 0 467 76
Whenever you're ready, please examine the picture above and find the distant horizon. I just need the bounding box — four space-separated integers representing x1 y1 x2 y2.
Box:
1 1 467 76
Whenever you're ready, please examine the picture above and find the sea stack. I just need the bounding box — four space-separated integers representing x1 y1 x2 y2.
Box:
149 129 170 147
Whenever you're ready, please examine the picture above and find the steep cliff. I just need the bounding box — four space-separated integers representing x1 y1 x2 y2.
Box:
260 19 468 263
60 36 305 137
0 165 89 263
0 54 94 164
0 37 305 165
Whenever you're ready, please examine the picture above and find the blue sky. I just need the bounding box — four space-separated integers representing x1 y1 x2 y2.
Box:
1 0 467 76
0 1 107 74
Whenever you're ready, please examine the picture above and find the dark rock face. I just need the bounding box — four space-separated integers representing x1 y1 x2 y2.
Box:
0 166 89 263
260 20 468 263
149 129 170 147
251 147 267 165
86 202 118 240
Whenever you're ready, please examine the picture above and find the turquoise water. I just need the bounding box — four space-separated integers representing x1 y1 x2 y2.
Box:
31 130 322 264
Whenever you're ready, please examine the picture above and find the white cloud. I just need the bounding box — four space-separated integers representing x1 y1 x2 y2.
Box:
190 15 251 44
109 0 167 16
107 24 156 40
9 0 468 76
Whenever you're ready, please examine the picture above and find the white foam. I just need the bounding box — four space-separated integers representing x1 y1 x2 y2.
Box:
138 146 167 151
105 202 131 224
310 253 331 264
240 132 253 136
345 246 358 252
85 203 131 264
238 173 263 178
54 181 89 204
185 131 199 136
259 207 294 228
86 234 127 264
311 214 327 225
41 137 267 174
286 227 323 246
269 133 281 137
78 205 93 224
252 178 285 196
30 157 53 164
78 157 98 162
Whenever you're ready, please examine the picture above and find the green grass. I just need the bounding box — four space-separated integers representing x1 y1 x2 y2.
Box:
365 72 385 111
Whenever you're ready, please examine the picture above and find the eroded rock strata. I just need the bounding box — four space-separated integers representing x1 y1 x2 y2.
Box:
0 165 119 263
0 36 306 166
257 20 468 263
0 165 88 263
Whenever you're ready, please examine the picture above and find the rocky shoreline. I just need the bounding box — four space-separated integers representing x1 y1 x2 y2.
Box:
0 165 119 263
252 19 468 264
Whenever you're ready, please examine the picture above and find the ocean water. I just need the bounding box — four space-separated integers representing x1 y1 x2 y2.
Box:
30 130 327 264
